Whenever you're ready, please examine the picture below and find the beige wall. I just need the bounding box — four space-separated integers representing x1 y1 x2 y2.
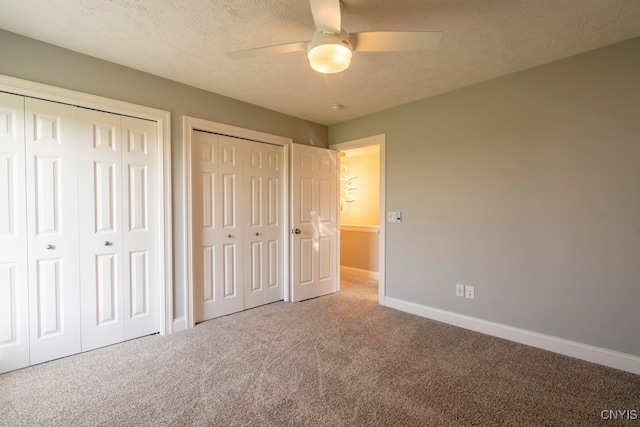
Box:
0 29 327 319
330 37 640 357
340 151 380 273
340 228 379 273
340 152 380 226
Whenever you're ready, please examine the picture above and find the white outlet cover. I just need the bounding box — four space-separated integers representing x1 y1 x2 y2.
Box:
465 285 475 300
455 284 465 297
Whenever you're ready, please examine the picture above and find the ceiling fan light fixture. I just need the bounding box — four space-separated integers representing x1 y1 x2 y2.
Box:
307 31 352 73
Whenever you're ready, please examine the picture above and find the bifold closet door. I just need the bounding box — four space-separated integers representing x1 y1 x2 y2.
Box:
0 95 160 373
78 109 159 351
25 98 82 365
193 130 285 322
0 92 29 373
121 116 159 340
243 142 284 310
78 109 123 351
193 131 244 321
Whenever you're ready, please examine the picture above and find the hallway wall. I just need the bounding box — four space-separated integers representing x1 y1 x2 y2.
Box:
340 150 380 275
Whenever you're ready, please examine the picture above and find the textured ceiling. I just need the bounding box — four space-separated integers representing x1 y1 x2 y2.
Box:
1 0 639 125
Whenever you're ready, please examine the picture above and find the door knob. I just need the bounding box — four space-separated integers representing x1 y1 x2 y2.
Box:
294 228 301 234
255 232 260 236
104 241 113 246
227 234 233 238
45 244 54 250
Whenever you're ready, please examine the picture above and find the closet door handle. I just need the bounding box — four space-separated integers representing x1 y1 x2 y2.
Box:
45 244 54 250
255 232 261 236
104 241 113 246
294 228 301 234
227 234 234 238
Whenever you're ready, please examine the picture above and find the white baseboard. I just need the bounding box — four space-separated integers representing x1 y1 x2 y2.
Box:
172 317 187 333
383 296 640 376
341 266 379 280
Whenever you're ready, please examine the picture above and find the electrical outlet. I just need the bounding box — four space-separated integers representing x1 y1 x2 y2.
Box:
465 285 475 300
455 284 465 297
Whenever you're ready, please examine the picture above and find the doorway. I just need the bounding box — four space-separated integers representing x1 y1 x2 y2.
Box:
331 134 386 303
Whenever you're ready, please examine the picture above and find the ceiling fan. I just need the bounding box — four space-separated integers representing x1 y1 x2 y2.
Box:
227 0 442 74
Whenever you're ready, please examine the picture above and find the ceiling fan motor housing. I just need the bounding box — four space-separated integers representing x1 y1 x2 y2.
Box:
307 30 353 73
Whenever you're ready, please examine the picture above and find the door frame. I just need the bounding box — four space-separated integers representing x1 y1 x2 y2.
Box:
330 134 386 304
0 73 173 335
183 116 291 329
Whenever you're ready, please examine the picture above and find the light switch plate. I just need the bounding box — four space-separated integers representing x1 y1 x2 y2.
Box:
387 211 402 223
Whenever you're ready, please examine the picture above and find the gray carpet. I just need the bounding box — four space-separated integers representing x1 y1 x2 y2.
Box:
1 274 638 426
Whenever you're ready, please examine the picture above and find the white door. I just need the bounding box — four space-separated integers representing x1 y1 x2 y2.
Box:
25 98 81 365
79 111 159 350
121 116 159 340
193 131 244 321
0 92 29 373
291 144 338 302
0 93 162 373
244 142 284 309
78 108 124 351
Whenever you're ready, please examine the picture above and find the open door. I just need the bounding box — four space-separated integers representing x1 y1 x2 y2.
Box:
290 144 338 302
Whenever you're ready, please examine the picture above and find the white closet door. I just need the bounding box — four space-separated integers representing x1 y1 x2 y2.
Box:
25 98 81 364
193 131 244 321
0 92 29 373
78 109 124 351
193 130 215 322
121 116 158 340
79 112 158 349
217 136 244 316
244 142 284 309
262 144 284 304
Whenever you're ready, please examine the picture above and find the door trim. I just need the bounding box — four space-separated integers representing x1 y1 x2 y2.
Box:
0 73 173 335
183 116 292 329
330 134 386 304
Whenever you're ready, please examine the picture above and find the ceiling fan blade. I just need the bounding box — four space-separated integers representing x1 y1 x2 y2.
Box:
350 31 443 52
310 0 341 33
227 41 308 60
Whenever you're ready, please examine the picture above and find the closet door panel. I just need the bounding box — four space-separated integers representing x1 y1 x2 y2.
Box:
25 98 81 365
193 132 244 321
214 136 244 316
0 92 29 373
263 145 284 303
121 116 158 340
244 143 265 309
193 131 217 322
78 109 124 351
244 142 283 309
